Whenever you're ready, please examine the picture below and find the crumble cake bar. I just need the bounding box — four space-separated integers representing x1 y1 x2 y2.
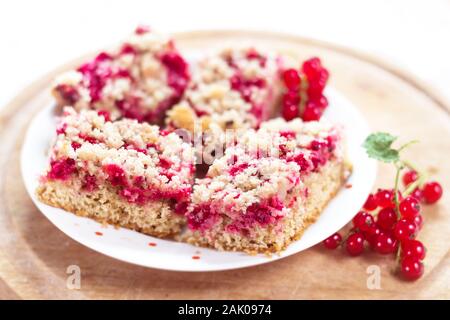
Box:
37 107 195 237
52 26 190 124
166 47 283 133
183 118 351 253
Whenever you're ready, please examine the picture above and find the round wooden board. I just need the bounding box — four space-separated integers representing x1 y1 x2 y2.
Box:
0 30 449 300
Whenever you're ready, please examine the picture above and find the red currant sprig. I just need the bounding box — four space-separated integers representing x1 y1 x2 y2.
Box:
281 57 329 122
322 132 443 281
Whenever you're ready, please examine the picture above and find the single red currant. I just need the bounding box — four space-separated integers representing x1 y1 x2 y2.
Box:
302 101 323 121
345 232 365 256
135 25 150 34
375 189 395 208
302 57 322 79
393 218 418 241
402 170 418 186
307 70 329 99
410 188 423 202
282 99 299 121
366 225 383 247
315 95 328 109
401 257 424 281
376 207 397 230
413 214 424 230
399 196 421 219
422 181 443 204
323 233 342 250
373 233 398 254
363 194 378 211
282 69 301 90
401 239 426 261
284 90 300 104
352 211 374 232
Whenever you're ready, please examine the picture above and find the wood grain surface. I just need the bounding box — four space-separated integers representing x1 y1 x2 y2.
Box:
0 30 449 299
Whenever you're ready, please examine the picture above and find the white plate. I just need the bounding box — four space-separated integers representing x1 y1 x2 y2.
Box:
21 87 376 272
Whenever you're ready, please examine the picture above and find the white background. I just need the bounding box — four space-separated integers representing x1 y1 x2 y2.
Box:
0 0 449 109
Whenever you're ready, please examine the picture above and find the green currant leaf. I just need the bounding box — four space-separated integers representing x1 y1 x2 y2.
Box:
363 132 399 163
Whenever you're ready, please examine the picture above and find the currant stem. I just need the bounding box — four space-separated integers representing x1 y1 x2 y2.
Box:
402 159 420 174
397 140 419 153
394 245 402 274
402 160 428 196
393 163 402 218
404 172 428 196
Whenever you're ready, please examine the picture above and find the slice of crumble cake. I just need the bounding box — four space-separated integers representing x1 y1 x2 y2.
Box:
52 26 190 124
166 47 283 133
183 118 351 253
37 107 195 237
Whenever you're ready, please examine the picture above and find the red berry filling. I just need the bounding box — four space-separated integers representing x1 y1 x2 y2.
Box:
56 123 67 135
225 197 284 234
229 163 250 176
187 205 217 231
115 96 145 122
77 52 113 103
230 72 266 121
244 199 283 226
47 158 77 180
161 52 190 96
135 25 150 35
103 164 128 187
82 174 98 192
55 84 79 105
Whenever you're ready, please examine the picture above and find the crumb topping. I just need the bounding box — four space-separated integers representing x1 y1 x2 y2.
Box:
45 107 195 204
166 47 282 131
187 117 343 233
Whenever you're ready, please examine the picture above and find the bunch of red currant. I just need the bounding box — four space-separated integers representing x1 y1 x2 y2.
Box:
323 170 443 281
281 57 329 122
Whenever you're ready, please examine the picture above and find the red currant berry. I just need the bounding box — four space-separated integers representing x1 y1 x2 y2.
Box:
373 233 398 254
376 207 397 230
352 211 375 232
393 218 417 241
282 99 299 121
363 194 378 211
413 214 424 230
402 170 418 186
422 181 443 204
302 57 322 79
282 69 300 90
400 257 424 281
302 102 323 121
307 70 329 99
323 232 342 250
345 232 365 256
410 188 423 202
399 196 421 219
375 189 395 208
366 225 383 247
135 25 151 34
282 90 300 107
97 110 111 122
316 95 328 109
401 239 426 261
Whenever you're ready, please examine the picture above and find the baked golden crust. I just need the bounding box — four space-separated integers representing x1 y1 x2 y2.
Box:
37 180 184 238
